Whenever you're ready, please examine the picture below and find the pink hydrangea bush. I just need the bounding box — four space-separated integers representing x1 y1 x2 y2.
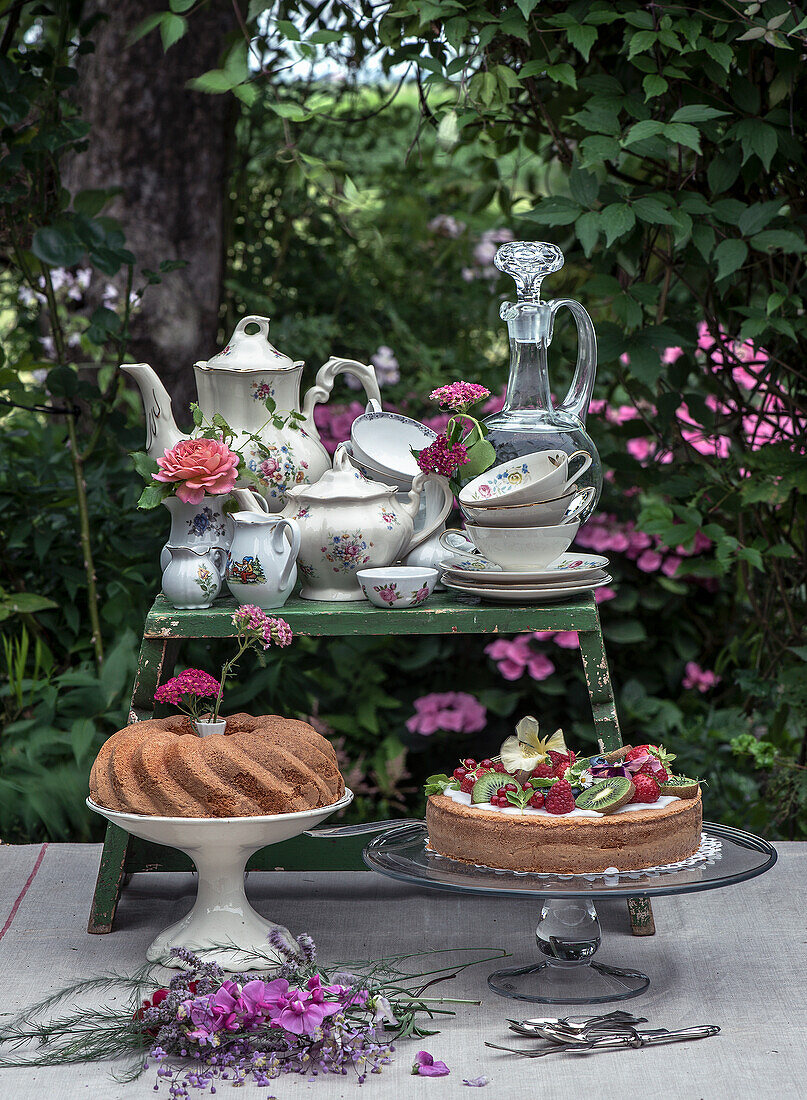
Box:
682 662 721 693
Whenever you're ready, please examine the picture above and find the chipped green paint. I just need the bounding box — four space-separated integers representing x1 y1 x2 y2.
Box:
89 591 653 937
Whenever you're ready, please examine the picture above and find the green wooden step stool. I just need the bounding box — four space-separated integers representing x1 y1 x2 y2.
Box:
88 592 654 937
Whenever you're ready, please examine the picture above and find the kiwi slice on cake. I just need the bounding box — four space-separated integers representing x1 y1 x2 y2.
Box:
660 776 700 799
471 772 504 804
574 777 635 814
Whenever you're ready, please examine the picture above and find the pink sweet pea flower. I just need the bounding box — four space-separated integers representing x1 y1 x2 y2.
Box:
413 1051 450 1077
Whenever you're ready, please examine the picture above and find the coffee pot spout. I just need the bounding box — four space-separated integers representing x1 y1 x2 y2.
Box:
120 362 185 459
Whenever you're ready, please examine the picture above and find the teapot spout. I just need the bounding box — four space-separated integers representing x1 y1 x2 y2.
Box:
120 363 185 459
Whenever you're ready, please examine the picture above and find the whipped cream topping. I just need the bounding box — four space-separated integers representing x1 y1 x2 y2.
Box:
444 787 680 819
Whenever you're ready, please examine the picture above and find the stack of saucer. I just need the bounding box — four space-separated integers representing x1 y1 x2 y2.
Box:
439 448 608 603
439 549 611 604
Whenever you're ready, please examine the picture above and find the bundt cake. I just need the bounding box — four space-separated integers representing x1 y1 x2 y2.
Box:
89 712 345 818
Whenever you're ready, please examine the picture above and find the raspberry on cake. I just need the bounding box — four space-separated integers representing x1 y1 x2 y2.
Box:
425 716 702 873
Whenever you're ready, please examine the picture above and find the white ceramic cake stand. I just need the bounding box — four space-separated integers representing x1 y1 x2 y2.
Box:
87 791 353 972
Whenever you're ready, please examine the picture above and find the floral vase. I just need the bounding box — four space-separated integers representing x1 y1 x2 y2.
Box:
162 545 225 610
160 495 234 572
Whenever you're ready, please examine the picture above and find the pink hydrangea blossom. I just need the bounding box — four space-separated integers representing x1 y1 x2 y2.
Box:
484 636 555 682
636 549 663 573
594 586 617 604
154 439 239 505
416 435 469 477
406 692 487 736
682 661 721 693
429 381 491 411
553 630 579 649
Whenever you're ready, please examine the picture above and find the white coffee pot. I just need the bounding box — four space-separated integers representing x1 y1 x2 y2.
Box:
281 445 452 601
122 315 381 511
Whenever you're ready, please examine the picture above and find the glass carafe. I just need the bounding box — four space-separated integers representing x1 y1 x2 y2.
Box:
482 241 602 517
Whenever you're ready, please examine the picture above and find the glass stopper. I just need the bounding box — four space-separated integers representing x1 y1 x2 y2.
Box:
494 241 564 302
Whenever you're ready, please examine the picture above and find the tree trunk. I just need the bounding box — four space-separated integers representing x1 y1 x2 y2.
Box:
65 0 238 420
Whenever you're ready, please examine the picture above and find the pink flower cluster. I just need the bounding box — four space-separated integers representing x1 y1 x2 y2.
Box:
406 692 487 736
682 661 721 693
154 439 239 505
576 513 712 579
154 669 220 706
600 324 803 464
429 381 491 411
416 435 469 477
463 227 514 281
232 605 293 649
180 974 358 1044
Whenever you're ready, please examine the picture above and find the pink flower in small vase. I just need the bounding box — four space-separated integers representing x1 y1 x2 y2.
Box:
154 438 239 504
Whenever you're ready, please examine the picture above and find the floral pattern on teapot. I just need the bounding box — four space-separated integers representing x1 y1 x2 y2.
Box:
321 532 374 573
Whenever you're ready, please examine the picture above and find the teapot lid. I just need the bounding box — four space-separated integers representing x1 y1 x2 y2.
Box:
202 316 298 372
286 445 398 502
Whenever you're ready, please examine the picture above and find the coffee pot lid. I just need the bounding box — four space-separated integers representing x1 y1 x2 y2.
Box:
286 445 397 502
202 315 297 372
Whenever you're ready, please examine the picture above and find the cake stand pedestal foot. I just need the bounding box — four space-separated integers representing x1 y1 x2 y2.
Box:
146 844 290 973
487 898 650 1005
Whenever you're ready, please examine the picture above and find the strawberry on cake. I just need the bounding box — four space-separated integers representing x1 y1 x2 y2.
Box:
425 717 702 874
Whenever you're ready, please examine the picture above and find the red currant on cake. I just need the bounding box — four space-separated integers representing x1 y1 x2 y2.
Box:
453 767 468 782
462 758 477 769
493 762 508 773
528 792 545 809
480 759 493 770
631 774 660 803
460 774 476 794
544 779 576 815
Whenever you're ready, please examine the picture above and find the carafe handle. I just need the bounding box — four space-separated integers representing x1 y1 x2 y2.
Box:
302 357 382 423
548 298 598 424
271 518 301 590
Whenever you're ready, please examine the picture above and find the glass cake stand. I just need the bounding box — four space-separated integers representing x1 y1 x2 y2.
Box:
363 821 776 1005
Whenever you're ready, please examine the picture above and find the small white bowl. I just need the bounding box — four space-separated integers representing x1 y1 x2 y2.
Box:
463 521 579 570
357 566 439 608
461 486 595 528
351 410 436 479
459 449 592 507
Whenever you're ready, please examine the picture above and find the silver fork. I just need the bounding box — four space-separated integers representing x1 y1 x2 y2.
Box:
507 1011 643 1037
487 1025 720 1058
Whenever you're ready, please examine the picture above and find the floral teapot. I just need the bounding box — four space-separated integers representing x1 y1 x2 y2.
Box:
121 315 381 512
281 445 452 601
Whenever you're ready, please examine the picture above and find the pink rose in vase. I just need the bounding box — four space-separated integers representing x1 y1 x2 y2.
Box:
154 439 239 505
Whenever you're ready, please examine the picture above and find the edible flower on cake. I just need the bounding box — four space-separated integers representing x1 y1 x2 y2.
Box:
424 716 699 817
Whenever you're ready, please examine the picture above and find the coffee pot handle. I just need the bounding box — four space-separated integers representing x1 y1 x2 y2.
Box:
302 357 382 422
548 298 598 424
271 518 301 590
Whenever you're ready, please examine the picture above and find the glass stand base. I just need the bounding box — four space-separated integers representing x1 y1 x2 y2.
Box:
487 896 650 1004
488 960 650 1004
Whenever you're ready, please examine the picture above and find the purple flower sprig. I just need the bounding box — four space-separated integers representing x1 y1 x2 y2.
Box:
418 380 496 492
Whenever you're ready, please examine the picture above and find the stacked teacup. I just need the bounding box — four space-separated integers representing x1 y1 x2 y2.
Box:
440 449 612 603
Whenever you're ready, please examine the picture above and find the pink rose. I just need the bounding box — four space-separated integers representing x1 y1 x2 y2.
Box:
154 439 239 505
